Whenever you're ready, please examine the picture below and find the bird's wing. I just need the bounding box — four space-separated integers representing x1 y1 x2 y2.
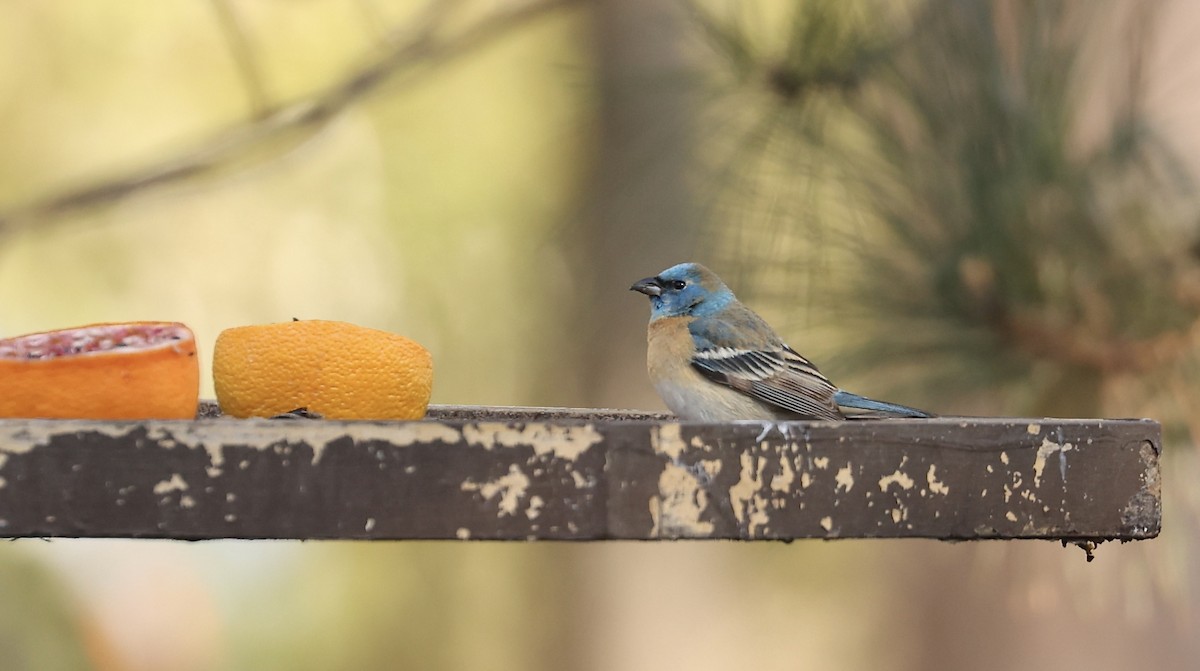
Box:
690 344 842 420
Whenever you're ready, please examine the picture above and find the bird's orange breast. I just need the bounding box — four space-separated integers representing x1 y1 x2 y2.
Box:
646 316 697 382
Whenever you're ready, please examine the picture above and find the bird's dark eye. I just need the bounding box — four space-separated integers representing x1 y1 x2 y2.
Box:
669 280 687 290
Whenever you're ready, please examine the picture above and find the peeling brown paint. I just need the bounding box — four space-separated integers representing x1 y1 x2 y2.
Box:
729 453 770 535
152 474 188 495
1033 437 1074 488
650 424 686 460
1120 440 1162 536
879 469 916 492
0 411 1163 542
651 462 716 537
461 464 531 518
835 465 855 492
770 455 795 492
926 465 949 496
462 422 601 460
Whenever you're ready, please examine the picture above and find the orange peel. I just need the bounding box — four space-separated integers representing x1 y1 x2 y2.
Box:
213 320 433 420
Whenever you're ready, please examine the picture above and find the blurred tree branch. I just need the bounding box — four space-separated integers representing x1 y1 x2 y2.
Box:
209 0 271 118
0 0 580 238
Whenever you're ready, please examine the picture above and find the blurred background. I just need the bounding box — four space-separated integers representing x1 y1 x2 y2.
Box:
0 0 1198 668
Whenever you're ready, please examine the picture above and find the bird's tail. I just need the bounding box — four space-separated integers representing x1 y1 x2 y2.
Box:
834 390 933 419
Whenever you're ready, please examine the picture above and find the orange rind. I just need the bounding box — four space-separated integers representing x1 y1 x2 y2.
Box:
213 320 433 420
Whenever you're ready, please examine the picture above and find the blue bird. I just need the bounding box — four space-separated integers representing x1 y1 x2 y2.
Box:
630 262 932 421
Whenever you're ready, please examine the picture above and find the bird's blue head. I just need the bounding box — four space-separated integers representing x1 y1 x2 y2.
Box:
630 262 735 320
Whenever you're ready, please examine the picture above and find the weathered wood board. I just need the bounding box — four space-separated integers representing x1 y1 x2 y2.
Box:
0 405 1160 542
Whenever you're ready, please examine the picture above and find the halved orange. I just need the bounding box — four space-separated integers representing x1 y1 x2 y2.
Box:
212 320 433 420
0 322 200 419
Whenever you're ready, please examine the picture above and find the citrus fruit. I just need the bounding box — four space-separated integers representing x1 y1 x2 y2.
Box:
0 322 200 419
212 320 433 420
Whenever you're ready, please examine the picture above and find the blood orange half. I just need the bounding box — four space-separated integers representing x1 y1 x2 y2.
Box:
0 322 200 419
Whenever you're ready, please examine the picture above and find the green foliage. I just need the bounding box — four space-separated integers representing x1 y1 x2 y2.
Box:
694 0 1200 418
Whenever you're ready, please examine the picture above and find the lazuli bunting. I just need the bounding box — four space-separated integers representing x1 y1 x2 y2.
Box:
631 262 932 421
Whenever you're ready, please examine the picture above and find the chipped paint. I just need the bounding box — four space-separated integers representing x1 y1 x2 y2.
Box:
526 495 545 520
0 438 36 486
456 527 471 539
1121 440 1161 534
878 470 915 492
5 420 472 478
835 465 855 492
0 422 116 449
392 423 465 447
728 453 769 535
461 464 531 517
145 427 177 448
651 462 715 537
203 444 224 477
0 412 1161 541
196 421 465 461
770 456 795 492
702 459 723 478
153 473 188 494
0 415 601 532
926 465 949 495
650 424 687 460
463 422 601 460
1032 437 1074 487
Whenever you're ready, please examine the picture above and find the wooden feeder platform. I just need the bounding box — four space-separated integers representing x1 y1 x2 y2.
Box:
0 403 1161 543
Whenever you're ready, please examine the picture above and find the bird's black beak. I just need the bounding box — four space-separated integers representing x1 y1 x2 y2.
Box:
630 276 662 297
